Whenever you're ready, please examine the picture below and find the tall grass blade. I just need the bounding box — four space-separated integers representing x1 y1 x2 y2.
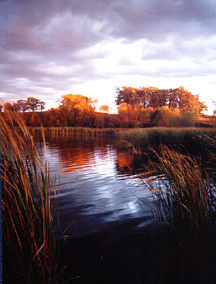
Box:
1 112 60 283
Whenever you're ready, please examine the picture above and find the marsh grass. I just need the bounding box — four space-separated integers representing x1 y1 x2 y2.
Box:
1 113 61 284
120 127 216 158
145 146 216 282
27 126 121 137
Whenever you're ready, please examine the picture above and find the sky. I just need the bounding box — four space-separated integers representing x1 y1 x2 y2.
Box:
1 0 216 114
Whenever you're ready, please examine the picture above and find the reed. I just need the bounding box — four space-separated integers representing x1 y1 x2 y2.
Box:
120 127 216 158
27 126 122 137
1 113 60 284
146 146 216 281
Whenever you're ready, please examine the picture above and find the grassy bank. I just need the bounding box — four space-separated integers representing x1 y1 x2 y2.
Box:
140 143 216 282
119 127 216 157
23 126 216 148
119 127 216 281
1 113 60 283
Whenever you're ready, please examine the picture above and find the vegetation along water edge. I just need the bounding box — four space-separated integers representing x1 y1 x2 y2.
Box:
2 109 216 283
120 128 216 282
1 113 68 284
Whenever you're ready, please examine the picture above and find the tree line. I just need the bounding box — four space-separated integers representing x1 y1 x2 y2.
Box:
115 86 207 114
0 86 211 128
2 97 46 112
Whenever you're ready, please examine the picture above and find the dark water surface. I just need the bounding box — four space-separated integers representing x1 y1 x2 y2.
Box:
35 133 155 237
34 133 198 284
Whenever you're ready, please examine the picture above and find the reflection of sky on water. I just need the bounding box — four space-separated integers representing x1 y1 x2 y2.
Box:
35 135 156 237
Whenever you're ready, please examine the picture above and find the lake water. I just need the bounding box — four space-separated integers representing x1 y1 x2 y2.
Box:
34 133 161 283
35 133 156 237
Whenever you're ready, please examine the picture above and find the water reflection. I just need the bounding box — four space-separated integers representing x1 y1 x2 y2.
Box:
35 133 155 237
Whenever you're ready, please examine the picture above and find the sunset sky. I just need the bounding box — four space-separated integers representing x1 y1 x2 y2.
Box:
1 0 216 114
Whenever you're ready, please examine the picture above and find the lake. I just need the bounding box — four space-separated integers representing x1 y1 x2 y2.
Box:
34 133 162 284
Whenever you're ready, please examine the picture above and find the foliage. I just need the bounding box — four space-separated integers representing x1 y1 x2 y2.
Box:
1 112 60 284
99 105 109 113
138 107 154 123
95 114 105 128
4 97 46 113
1 89 212 128
115 86 208 114
3 102 15 111
14 99 30 112
117 103 139 127
58 94 96 127
42 108 67 127
169 112 198 127
26 97 46 111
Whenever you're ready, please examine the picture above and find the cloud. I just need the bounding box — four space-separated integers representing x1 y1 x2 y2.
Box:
0 0 216 113
109 0 216 40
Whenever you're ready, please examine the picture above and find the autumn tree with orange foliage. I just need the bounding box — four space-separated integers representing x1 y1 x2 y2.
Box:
115 86 207 114
99 105 109 113
58 94 97 127
115 86 208 127
117 103 139 127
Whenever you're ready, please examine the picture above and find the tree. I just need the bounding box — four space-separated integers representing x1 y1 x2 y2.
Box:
136 87 150 108
38 101 46 112
213 100 216 116
99 105 109 113
26 97 40 111
42 108 66 127
115 86 208 115
26 97 45 112
95 114 105 128
138 107 154 127
3 102 14 111
25 112 41 126
149 88 168 108
158 106 179 127
115 87 139 107
59 94 96 127
117 103 138 127
14 99 30 112
167 89 178 110
172 87 207 114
